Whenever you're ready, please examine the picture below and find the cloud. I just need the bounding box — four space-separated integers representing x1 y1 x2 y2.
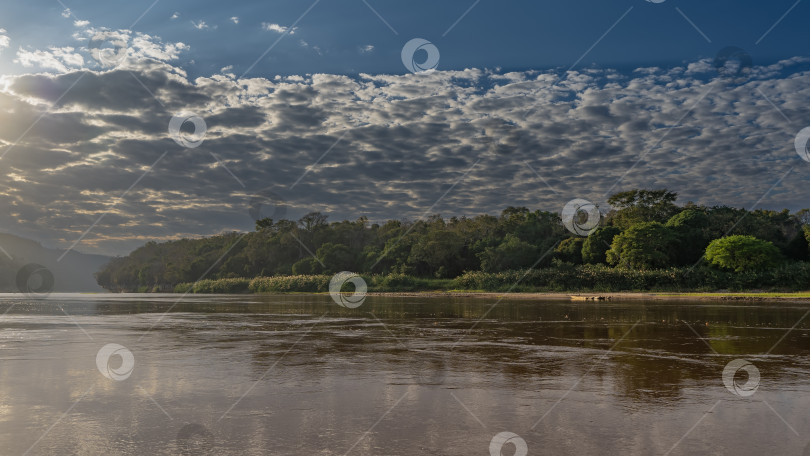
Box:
192 20 209 30
262 23 296 34
61 8 72 18
40 27 191 71
0 29 9 52
74 20 90 27
230 17 239 24
170 12 179 20
1 28 810 257
359 45 374 53
14 46 84 72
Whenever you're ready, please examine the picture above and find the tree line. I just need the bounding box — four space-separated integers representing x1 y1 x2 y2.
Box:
95 189 810 292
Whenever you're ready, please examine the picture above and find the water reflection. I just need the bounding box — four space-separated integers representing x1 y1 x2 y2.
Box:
1 294 809 455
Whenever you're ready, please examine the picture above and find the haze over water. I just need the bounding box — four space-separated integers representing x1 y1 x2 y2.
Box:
1 294 809 455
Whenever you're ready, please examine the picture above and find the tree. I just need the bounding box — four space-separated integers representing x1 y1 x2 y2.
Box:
607 189 680 229
606 222 678 269
292 257 323 275
555 238 584 264
704 235 782 272
666 209 710 265
408 229 465 278
795 208 810 226
582 226 621 264
255 218 274 231
298 212 328 231
316 243 356 273
784 229 810 261
479 234 539 272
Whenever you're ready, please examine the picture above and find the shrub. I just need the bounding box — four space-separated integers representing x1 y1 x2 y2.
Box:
705 235 782 272
454 263 810 292
174 278 251 293
377 273 418 290
248 275 331 293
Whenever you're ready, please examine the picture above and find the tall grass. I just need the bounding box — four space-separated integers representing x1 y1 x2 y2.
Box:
172 263 810 294
175 273 454 293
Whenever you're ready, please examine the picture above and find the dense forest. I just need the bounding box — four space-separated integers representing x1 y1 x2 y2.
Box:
95 189 810 292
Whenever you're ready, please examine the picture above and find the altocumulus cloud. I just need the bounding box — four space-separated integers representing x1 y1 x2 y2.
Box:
1 27 809 256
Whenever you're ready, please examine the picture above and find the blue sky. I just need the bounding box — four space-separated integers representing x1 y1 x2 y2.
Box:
1 0 807 77
0 0 809 256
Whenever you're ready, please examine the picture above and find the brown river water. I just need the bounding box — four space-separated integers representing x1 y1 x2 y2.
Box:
1 293 809 455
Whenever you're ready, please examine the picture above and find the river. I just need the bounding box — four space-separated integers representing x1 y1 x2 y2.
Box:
1 293 809 455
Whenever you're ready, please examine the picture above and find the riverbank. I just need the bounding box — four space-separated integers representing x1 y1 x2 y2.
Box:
159 267 810 296
364 291 810 302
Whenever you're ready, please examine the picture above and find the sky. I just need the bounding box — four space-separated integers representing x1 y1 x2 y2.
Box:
0 0 809 256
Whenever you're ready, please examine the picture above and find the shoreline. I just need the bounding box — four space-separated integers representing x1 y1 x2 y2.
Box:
362 291 810 302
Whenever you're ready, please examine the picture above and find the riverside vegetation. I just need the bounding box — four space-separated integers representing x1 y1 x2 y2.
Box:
95 189 810 293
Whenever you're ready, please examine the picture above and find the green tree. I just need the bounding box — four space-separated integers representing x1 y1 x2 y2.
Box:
582 226 622 264
555 237 585 264
704 235 782 272
408 229 465 278
666 209 710 265
606 222 678 269
479 234 540 272
607 189 680 229
292 257 323 275
316 243 355 273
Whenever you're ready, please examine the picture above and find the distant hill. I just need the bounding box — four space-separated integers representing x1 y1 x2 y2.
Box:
0 233 111 292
